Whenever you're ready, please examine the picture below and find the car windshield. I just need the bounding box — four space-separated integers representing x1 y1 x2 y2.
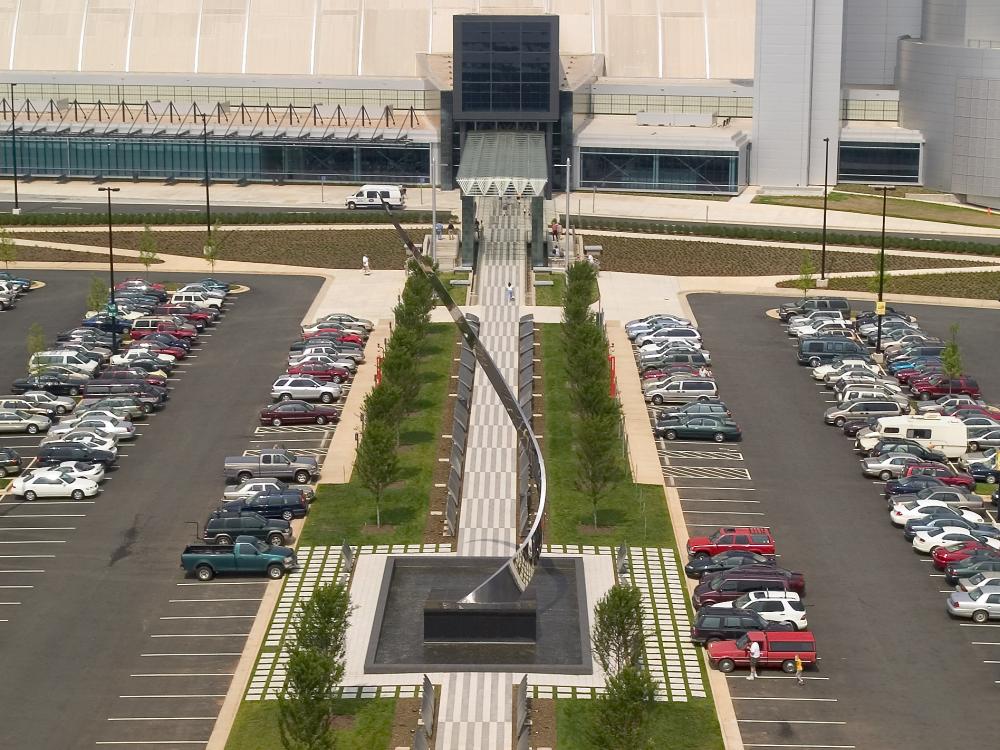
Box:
970 573 986 584
708 577 725 591
968 587 982 600
732 594 752 608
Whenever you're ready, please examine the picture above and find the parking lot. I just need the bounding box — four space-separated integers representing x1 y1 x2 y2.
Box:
0 270 323 750
686 293 1000 750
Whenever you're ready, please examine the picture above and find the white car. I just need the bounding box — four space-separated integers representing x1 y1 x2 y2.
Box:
10 472 100 501
41 430 119 453
794 320 856 339
835 372 900 391
48 416 135 441
625 315 692 337
70 409 133 426
15 391 77 415
811 359 877 381
635 327 702 349
177 283 226 300
26 461 106 484
111 348 175 366
270 376 342 404
312 313 374 331
288 354 358 372
222 478 316 502
913 527 1000 554
889 500 984 526
710 592 808 630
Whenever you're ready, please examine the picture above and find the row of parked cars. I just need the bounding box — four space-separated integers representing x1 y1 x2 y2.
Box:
0 270 33 310
179 312 372 582
776 295 1000 626
0 277 233 501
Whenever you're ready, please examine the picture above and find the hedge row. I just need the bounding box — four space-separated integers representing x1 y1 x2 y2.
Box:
0 210 436 227
561 214 1000 257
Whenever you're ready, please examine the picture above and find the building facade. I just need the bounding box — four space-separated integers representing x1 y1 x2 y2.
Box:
0 0 997 204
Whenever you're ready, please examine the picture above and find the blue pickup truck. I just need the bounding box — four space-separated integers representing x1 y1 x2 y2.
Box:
180 535 297 581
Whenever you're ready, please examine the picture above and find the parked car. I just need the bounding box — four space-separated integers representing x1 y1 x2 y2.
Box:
947 584 1000 623
861 453 923 481
223 448 319 484
655 415 741 442
917 395 985 415
708 591 808 630
644 379 719 405
181 536 297 581
862 438 947 464
11 372 88 397
10 471 100 501
690 606 794 646
657 402 731 420
312 313 374 332
778 296 850 322
259 401 340 426
693 566 805 608
686 527 776 559
889 499 985 526
901 462 976 491
0 447 23 477
284 362 351 383
36 442 117 469
218 491 309 521
96 368 167 388
912 527 1000 554
0 410 51 435
13 390 76 415
270 376 341 404
812 358 878 382
707 630 818 674
684 550 774 579
911 375 981 401
222 477 315 503
48 416 135 441
903 515 999 543
76 395 155 418
0 397 58 421
884 474 949 498
824 399 905 428
888 485 982 512
945 556 1000 586
23 460 104 484
203 511 293 546
933 541 998 569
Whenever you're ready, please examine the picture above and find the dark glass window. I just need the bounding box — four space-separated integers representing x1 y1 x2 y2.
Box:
579 147 740 194
838 141 921 184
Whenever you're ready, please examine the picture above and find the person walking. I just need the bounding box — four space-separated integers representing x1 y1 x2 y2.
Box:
747 639 761 680
550 220 560 243
362 254 371 276
794 654 804 686
505 281 515 303
447 221 455 239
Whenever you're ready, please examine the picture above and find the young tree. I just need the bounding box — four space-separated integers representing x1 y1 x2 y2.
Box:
794 251 817 299
379 345 419 409
86 275 109 314
202 221 223 272
941 323 963 394
362 382 404 426
591 584 646 677
0 227 16 270
277 647 337 750
137 224 159 277
26 323 46 374
354 420 400 527
866 264 891 296
576 412 624 529
293 581 353 667
586 666 659 750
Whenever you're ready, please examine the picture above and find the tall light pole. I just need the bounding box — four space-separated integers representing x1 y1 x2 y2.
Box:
98 187 121 352
869 184 895 355
820 137 830 282
198 114 212 240
430 147 437 262
564 157 571 256
9 83 20 214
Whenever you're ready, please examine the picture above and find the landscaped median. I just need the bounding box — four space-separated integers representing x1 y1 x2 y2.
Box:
777 270 1000 300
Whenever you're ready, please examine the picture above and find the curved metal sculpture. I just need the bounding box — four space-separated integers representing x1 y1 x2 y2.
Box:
383 204 546 604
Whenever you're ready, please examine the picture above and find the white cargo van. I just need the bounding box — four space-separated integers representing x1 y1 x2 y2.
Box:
858 413 968 458
344 185 405 210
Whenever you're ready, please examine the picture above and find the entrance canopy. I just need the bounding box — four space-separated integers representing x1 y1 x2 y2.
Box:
456 132 548 198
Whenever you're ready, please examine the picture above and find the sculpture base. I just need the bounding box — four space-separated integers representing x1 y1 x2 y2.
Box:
423 595 537 644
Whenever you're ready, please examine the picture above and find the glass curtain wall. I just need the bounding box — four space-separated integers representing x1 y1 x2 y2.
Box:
0 135 430 184
837 141 920 183
579 147 739 193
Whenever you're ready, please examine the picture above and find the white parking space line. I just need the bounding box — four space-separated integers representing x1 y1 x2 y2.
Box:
149 634 249 638
0 501 95 505
140 653 241 658
0 527 75 531
0 540 66 544
739 720 847 725
168 598 262 603
960 623 1000 628
683 510 766 516
130 673 235 677
0 569 45 573
3 514 86 518
158 615 255 620
0 554 56 558
248 438 324 444
971 641 1000 645
0 585 32 589
119 695 226 699
673 486 756 491
732 697 838 702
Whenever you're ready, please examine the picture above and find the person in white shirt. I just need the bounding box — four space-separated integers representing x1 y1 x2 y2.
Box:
747 639 761 680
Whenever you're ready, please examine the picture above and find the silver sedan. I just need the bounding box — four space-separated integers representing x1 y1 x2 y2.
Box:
0 409 51 435
861 453 922 481
947 584 1000 623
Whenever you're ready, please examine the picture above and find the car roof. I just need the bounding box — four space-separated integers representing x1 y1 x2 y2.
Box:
715 526 771 535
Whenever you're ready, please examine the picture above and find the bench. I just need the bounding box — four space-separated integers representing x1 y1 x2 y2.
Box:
449 279 472 287
533 279 554 287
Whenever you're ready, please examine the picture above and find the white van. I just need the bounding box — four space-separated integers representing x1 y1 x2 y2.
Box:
29 350 100 376
857 413 968 458
344 185 405 210
170 291 220 310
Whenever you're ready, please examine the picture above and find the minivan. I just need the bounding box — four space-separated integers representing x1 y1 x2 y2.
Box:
779 296 851 321
29 350 100 376
824 399 905 427
82 380 168 403
692 568 797 608
645 379 718 405
797 337 867 367
837 385 909 408
344 184 405 210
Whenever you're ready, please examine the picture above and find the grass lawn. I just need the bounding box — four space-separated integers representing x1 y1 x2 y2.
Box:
976 483 997 496
300 324 455 546
585 235 984 277
435 271 469 305
534 273 565 306
777 271 1000 300
539 324 672 547
754 191 1000 229
225 698 395 750
556 697 724 750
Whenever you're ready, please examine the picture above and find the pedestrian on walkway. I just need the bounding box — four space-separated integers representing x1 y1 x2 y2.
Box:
362 254 371 275
447 221 455 239
550 220 560 243
505 281 515 303
794 654 804 685
435 222 444 239
747 639 761 680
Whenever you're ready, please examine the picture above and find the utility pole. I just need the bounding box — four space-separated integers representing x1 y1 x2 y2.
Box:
98 186 121 352
564 157 571 257
869 184 895 354
820 137 830 283
430 148 437 263
9 83 20 214
199 113 212 239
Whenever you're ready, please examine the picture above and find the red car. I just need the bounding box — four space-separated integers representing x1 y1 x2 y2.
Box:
707 630 817 674
154 304 214 328
285 362 351 383
98 368 167 388
947 405 1000 420
302 329 364 345
686 527 776 559
131 342 186 359
933 541 995 570
132 323 197 341
910 375 981 401
259 400 340 426
901 462 975 491
642 365 701 380
116 278 165 291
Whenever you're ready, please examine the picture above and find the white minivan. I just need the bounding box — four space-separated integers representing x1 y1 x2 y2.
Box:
857 413 969 458
344 184 405 210
29 350 100 376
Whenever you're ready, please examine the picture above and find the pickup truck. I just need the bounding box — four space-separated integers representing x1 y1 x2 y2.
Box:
180 535 297 581
224 448 319 484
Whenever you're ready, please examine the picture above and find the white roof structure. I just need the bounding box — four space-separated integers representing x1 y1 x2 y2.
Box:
576 116 750 152
456 132 548 197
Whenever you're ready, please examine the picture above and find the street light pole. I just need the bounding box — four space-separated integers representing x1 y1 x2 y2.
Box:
564 157 571 257
820 137 830 281
199 114 212 239
9 83 20 214
869 184 895 355
98 187 121 352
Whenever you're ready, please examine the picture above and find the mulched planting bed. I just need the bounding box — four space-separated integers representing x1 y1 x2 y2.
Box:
11 229 412 270
777 270 1000 300
587 235 989 276
6 246 149 264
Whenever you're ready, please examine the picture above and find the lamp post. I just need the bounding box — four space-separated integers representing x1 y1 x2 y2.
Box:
564 157 571 256
9 83 20 214
98 186 121 352
820 137 830 283
198 114 212 239
869 184 896 355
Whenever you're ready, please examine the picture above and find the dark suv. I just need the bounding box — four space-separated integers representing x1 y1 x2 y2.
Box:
37 442 117 468
217 491 309 521
863 438 947 463
203 511 294 546
693 566 806 608
690 606 794 645
0 447 23 477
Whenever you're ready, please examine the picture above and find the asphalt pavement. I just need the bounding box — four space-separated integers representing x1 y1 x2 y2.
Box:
686 293 1000 750
0 270 321 749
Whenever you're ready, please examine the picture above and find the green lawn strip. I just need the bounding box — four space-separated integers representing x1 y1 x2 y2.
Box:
584 235 984 277
754 191 1000 229
555 697 724 750
976 483 997 496
300 323 454 546
435 271 469 305
1 210 436 228
224 697 395 750
6 245 148 264
534 273 565 306
0 478 10 488
539 324 672 548
777 270 1000 300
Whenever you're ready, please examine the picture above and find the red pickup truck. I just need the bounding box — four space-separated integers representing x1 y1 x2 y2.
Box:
707 630 817 674
686 527 776 559
910 375 981 401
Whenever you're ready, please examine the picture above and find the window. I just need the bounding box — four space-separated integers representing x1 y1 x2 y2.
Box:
699 616 721 628
580 147 740 194
907 429 932 439
723 617 743 628
838 141 920 184
750 535 771 545
770 641 814 653
733 535 750 545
